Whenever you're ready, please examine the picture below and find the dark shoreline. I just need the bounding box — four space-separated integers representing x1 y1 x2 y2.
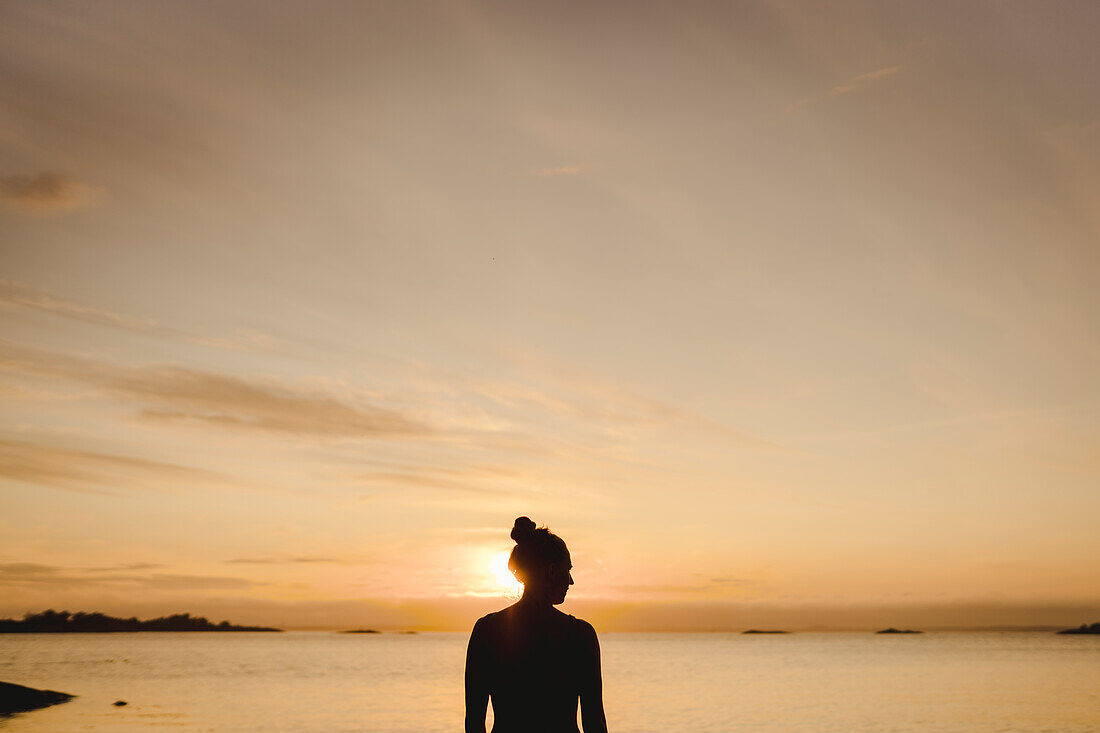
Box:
0 610 281 633
0 681 74 716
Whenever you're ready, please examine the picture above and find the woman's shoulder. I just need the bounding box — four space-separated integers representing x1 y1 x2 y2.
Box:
556 610 597 637
472 609 507 629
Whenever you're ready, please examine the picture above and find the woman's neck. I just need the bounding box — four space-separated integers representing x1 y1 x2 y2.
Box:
517 588 553 609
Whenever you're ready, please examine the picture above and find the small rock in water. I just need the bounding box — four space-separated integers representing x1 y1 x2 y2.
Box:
113 700 128 706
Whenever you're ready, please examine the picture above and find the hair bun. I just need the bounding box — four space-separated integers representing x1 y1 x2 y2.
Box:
510 516 537 543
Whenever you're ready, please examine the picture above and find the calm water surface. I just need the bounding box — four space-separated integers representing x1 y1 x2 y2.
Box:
1 631 1097 732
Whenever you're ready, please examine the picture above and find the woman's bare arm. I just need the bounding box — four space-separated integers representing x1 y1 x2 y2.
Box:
578 621 608 733
465 619 489 733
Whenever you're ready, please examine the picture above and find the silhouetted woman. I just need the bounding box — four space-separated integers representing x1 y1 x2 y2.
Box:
465 517 608 733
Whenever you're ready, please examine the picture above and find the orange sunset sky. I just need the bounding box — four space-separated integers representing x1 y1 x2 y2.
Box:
1 1 1098 630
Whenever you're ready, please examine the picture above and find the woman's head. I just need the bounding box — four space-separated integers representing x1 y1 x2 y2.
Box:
508 516 572 604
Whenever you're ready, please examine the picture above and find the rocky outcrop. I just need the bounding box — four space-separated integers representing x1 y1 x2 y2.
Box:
0 681 74 715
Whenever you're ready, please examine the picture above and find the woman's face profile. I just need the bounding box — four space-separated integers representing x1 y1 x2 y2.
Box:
547 553 574 605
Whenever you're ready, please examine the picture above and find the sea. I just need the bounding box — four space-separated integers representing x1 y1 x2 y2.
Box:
1 631 1098 732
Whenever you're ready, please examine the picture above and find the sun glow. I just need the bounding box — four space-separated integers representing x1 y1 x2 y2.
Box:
490 551 523 598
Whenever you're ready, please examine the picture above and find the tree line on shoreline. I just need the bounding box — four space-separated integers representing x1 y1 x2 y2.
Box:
0 609 281 632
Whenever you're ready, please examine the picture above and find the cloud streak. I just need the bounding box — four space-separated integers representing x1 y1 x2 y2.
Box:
125 367 429 437
352 463 522 496
0 342 431 440
530 165 582 177
788 65 904 111
224 557 339 565
0 174 103 214
474 373 784 451
0 279 282 352
0 562 258 590
0 438 229 494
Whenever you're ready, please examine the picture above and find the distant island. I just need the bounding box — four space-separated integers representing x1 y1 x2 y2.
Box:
742 629 790 634
0 681 73 715
876 628 923 634
1056 622 1100 635
340 629 381 634
0 610 281 633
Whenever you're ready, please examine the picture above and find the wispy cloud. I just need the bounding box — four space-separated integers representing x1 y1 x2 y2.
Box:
224 557 339 565
86 562 165 572
0 342 431 439
124 368 430 437
352 463 522 496
474 372 784 451
710 576 751 586
0 278 161 332
139 575 258 590
0 562 259 590
788 65 904 111
608 577 755 598
0 438 230 494
0 563 59 577
790 406 1075 445
530 165 582 177
848 66 905 84
0 279 282 352
0 173 103 215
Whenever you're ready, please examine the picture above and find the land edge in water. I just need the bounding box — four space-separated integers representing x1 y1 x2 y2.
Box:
0 681 74 716
0 610 281 633
1056 622 1100 635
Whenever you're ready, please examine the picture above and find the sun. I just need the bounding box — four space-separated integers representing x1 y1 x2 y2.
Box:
489 551 523 597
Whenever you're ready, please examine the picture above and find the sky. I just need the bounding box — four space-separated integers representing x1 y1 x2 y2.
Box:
1 0 1098 631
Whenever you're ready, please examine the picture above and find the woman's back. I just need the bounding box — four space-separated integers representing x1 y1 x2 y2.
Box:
467 605 595 733
465 517 607 733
